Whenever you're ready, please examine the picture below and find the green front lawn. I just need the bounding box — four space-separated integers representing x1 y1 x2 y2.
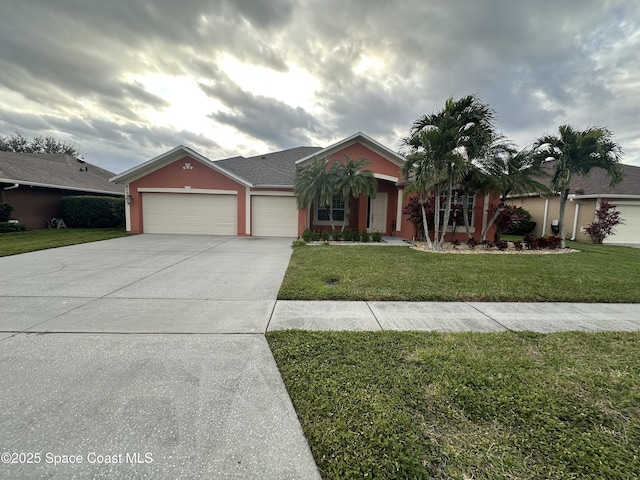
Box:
268 330 640 480
278 243 640 302
0 228 131 257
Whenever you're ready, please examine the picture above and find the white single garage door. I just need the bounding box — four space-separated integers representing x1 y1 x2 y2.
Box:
605 203 640 245
251 196 298 237
142 193 237 235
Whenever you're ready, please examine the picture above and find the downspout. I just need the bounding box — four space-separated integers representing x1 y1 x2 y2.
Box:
542 198 549 236
570 197 580 241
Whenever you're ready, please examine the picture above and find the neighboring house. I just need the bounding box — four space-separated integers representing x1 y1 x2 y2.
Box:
509 162 640 245
110 132 497 241
0 152 124 229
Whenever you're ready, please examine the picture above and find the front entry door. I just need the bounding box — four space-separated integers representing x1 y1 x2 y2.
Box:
369 192 387 233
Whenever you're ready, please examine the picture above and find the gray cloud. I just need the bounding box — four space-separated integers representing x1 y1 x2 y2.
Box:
0 0 638 171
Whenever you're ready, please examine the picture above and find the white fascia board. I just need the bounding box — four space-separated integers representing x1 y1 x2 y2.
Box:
250 191 296 196
253 184 294 189
110 145 253 188
137 187 238 195
569 194 640 200
0 178 124 195
295 132 405 167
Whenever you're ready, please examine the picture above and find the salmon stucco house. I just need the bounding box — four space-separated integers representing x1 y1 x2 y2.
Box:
110 132 497 241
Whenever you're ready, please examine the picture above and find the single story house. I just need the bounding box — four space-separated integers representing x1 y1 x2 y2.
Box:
0 152 124 229
110 132 497 241
509 162 640 245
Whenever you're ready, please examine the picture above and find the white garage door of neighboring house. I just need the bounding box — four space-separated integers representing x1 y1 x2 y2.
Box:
142 193 237 235
251 196 298 237
604 203 640 245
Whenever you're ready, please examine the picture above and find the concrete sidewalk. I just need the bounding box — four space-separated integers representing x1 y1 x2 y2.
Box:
268 301 640 333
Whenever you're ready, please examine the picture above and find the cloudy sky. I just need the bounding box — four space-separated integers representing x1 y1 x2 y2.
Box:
0 0 638 173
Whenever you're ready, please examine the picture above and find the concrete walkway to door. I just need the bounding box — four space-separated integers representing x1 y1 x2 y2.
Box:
0 235 320 480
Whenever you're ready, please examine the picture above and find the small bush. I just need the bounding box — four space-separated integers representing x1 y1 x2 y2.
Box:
452 239 461 246
467 238 478 249
291 239 306 248
320 230 330 242
0 203 13 222
371 231 382 243
496 239 508 251
524 234 562 250
360 230 370 243
545 236 562 249
332 230 343 242
311 230 321 241
0 222 26 233
60 196 124 228
513 241 523 251
301 228 312 242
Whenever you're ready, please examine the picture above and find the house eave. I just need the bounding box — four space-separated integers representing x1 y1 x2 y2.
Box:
0 178 124 195
569 193 640 200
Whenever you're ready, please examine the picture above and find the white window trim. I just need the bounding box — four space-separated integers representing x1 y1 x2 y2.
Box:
314 196 346 225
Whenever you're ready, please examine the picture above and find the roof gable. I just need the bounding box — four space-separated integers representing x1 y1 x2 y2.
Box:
295 132 405 168
0 151 123 195
110 145 251 187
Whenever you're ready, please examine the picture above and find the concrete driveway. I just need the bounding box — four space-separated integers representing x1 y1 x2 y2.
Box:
0 235 320 479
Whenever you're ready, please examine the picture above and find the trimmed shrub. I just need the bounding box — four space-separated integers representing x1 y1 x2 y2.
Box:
496 239 508 251
360 230 371 242
371 231 382 242
0 222 26 233
332 230 343 242
60 196 124 228
0 203 13 222
320 230 330 242
524 234 562 250
301 228 312 242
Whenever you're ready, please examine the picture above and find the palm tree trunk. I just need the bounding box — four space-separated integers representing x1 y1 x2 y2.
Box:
433 188 441 251
329 202 335 232
341 197 349 232
462 193 472 239
557 188 569 248
420 203 434 250
439 174 454 247
481 204 502 242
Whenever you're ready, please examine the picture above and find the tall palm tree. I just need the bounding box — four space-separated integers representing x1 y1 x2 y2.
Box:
294 157 335 230
330 156 377 231
532 125 624 248
402 95 496 250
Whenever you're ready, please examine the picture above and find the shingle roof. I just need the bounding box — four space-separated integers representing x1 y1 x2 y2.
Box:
538 161 640 196
0 152 123 194
214 146 323 186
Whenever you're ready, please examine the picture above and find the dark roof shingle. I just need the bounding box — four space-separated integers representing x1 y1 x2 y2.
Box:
214 146 322 186
0 152 123 194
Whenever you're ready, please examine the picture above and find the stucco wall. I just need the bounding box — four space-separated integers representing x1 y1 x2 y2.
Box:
127 156 248 234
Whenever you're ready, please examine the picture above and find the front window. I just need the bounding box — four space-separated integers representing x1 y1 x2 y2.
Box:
439 191 474 226
317 196 345 222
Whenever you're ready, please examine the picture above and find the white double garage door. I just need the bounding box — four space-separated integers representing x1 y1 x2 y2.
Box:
142 192 298 237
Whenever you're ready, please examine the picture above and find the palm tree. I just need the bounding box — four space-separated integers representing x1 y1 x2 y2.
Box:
330 156 377 231
479 142 550 241
532 125 624 248
294 157 336 230
402 95 496 250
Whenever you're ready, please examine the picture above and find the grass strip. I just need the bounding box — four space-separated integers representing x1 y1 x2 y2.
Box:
268 330 640 480
0 228 131 256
